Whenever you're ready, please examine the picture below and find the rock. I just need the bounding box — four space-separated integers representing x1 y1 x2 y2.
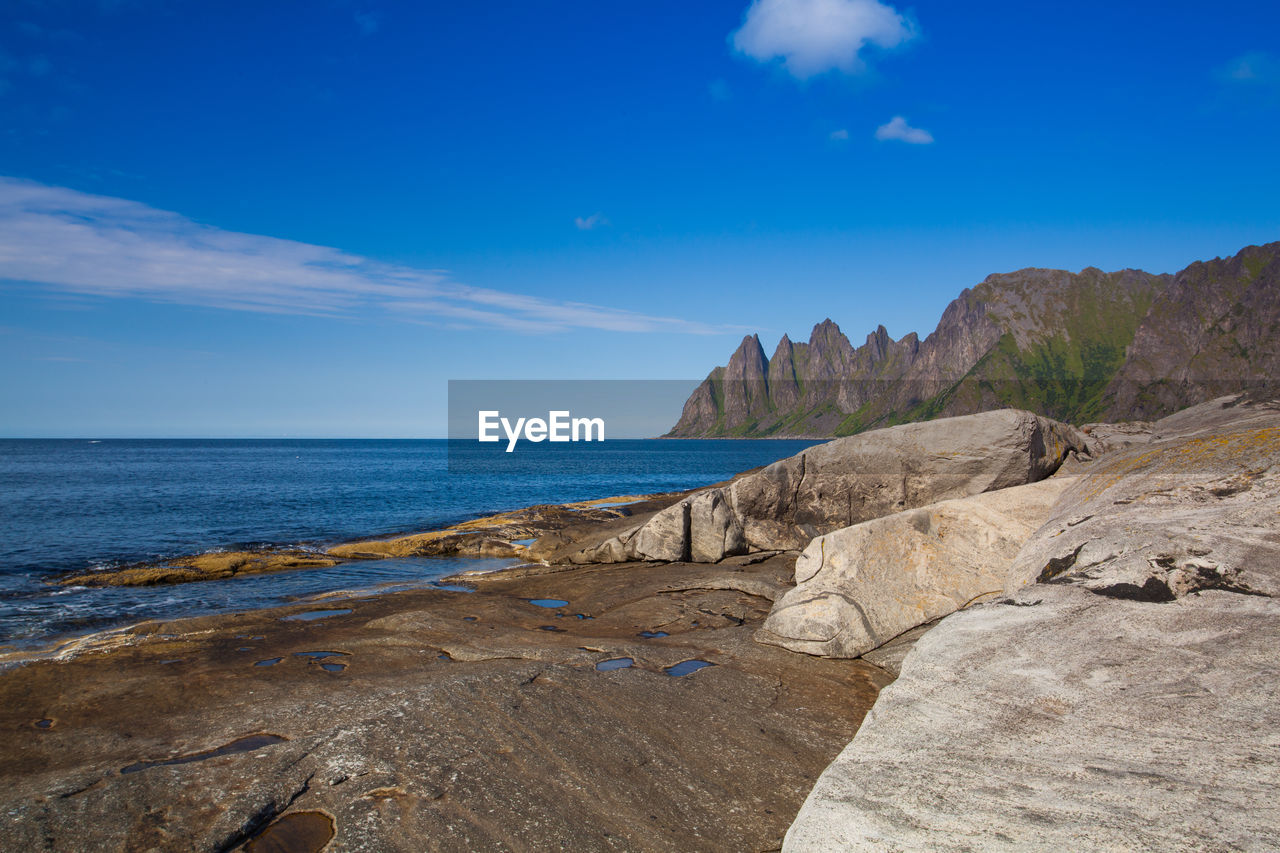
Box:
688 489 748 563
0 554 888 852
1102 242 1280 420
854 621 935 678
730 408 1085 551
632 498 690 562
784 394 1280 851
1005 395 1280 601
580 409 1086 564
58 550 341 587
757 476 1076 658
783 584 1280 851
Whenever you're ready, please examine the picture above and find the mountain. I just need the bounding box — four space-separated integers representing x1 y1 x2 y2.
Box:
666 242 1280 437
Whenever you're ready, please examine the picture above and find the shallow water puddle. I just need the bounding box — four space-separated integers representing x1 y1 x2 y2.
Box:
527 599 568 609
638 631 668 639
293 650 349 661
120 733 287 774
244 810 335 853
34 718 53 729
281 608 352 622
538 625 565 632
294 651 349 672
512 538 536 546
595 657 634 671
665 660 715 677
254 657 283 667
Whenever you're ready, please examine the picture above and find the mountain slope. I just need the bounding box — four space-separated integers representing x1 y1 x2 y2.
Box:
666 242 1278 437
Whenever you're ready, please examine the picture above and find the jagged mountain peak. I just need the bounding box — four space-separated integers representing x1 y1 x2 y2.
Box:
666 241 1280 437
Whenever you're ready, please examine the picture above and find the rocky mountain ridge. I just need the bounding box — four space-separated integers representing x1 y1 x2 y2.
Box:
668 241 1279 436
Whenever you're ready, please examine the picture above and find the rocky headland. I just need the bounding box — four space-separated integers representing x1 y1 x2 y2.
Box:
3 394 1277 850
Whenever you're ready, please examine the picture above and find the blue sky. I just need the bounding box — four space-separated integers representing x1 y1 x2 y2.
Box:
1 0 1278 436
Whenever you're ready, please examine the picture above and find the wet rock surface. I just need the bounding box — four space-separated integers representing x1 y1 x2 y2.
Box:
0 553 888 851
61 493 684 588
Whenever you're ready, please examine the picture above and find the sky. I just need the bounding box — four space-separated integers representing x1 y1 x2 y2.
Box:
1 0 1278 437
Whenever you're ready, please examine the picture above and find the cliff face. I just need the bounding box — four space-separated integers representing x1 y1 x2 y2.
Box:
1102 243 1280 418
666 242 1279 436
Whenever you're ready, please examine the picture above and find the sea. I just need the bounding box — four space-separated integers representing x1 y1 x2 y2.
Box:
0 438 821 648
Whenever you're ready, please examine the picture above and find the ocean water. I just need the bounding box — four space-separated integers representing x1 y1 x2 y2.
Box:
0 438 820 646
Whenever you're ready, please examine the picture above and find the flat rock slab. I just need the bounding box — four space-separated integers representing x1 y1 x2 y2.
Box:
785 585 1280 851
0 555 888 852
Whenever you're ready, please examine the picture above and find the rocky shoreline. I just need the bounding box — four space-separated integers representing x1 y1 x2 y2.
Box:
3 394 1277 850
55 493 687 588
1 547 887 851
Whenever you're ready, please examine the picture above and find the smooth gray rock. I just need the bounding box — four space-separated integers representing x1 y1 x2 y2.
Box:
687 489 747 563
784 585 1280 852
758 476 1076 658
1006 396 1280 601
575 490 751 564
785 395 1280 851
577 409 1087 563
631 499 689 562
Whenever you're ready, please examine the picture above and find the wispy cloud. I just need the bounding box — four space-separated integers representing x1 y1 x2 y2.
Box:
354 12 379 36
0 177 731 335
731 0 916 79
829 128 849 140
1220 51 1279 85
874 115 933 144
573 212 609 231
0 47 54 93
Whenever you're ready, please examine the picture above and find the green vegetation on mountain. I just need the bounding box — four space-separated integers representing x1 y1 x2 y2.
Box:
667 242 1279 437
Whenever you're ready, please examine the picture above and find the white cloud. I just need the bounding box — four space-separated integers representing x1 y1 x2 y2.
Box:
0 177 731 335
829 128 849 140
874 115 933 144
731 0 915 79
573 212 608 231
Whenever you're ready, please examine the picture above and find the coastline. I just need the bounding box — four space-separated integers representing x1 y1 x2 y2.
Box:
0 529 889 850
8 396 1276 849
52 492 686 589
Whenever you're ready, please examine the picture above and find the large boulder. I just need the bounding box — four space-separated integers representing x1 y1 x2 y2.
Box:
783 395 1280 850
757 476 1076 658
575 409 1089 563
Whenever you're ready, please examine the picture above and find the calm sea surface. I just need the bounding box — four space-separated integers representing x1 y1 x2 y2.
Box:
0 439 820 646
